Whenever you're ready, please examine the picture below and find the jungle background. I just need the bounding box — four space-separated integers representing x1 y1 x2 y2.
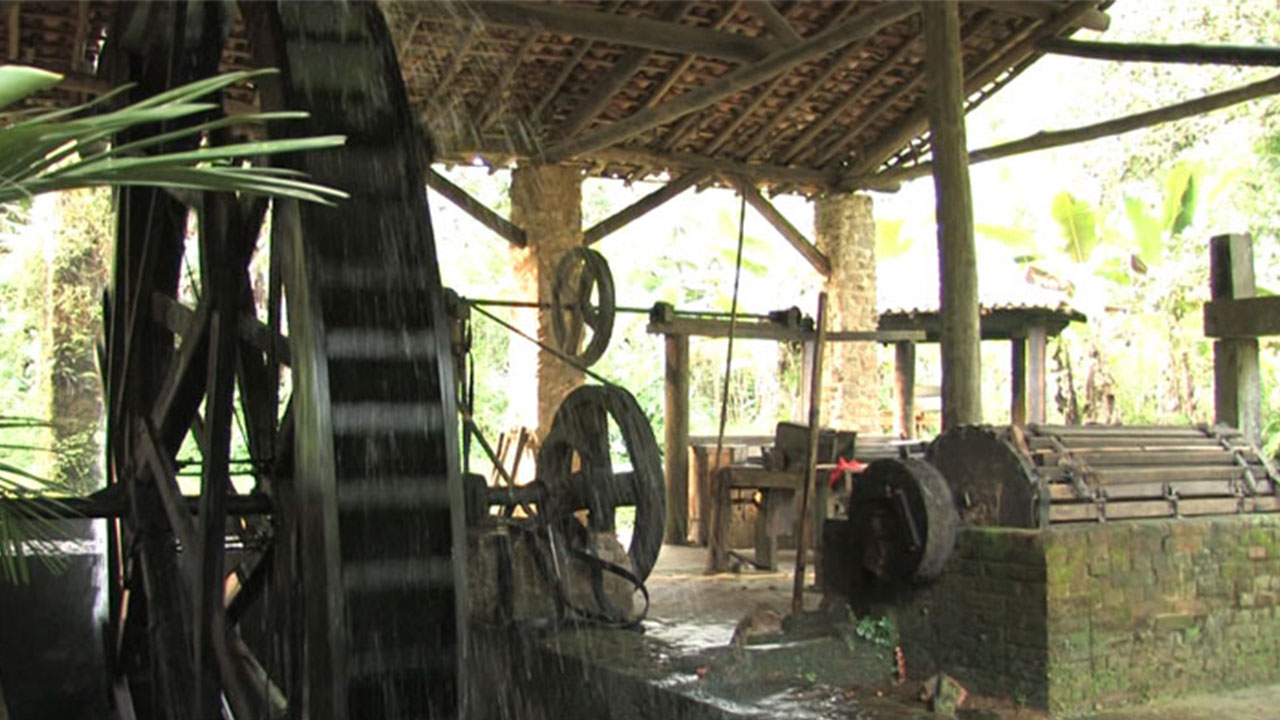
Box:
4 0 1280 497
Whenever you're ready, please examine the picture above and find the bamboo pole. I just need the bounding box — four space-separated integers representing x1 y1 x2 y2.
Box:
1041 38 1280 67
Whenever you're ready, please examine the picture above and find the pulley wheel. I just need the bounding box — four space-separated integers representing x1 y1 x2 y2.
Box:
551 248 615 367
842 458 958 606
538 385 665 580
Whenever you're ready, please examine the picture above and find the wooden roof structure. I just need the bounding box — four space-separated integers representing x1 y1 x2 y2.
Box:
2 1 1112 196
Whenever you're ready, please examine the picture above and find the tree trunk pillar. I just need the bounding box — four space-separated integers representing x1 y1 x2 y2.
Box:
814 192 878 432
925 0 981 429
508 164 585 441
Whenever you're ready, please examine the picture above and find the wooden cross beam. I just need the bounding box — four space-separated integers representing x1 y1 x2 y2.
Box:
1040 38 1280 66
543 2 920 162
850 72 1280 190
425 167 527 247
732 177 831 276
584 170 709 244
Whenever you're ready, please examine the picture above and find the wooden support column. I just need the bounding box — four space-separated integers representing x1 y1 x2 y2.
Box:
664 334 690 545
1210 234 1261 445
1027 324 1047 424
895 341 916 437
924 0 981 429
1010 337 1027 425
509 164 585 440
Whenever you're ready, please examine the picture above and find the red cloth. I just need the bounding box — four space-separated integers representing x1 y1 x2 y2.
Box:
828 456 867 487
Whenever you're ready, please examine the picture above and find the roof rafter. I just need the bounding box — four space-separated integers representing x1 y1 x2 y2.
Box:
543 2 921 162
744 1 802 47
641 1 744 111
425 168 527 247
584 170 709 244
732 176 830 276
416 1 780 64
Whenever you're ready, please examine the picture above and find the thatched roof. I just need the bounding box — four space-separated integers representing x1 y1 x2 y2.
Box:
3 1 1111 195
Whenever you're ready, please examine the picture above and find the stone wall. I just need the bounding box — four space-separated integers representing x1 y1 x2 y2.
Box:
895 516 1280 717
508 164 584 441
814 193 880 433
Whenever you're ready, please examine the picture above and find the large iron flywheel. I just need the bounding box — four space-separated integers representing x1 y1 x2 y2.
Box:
101 3 464 719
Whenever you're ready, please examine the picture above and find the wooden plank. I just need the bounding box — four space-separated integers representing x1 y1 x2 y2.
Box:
1027 324 1047 424
895 341 916 438
584 170 708 244
1180 498 1243 516
734 178 831 276
925 0 981 429
1092 466 1249 483
544 2 921 161
860 73 1280 189
1100 482 1166 500
663 334 690 544
1048 483 1090 501
1173 480 1238 498
725 466 803 490
1103 500 1175 520
1049 503 1099 523
418 2 780 64
425 168 527 247
1041 38 1280 67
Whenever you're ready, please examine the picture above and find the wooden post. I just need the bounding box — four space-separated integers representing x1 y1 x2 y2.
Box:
663 334 690 545
924 0 981 429
1010 337 1027 425
792 293 828 614
895 341 916 437
1027 324 1048 424
1211 234 1261 446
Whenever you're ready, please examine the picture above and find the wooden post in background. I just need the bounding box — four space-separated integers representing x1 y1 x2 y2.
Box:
925 0 981 429
1027 324 1048 424
1010 337 1027 425
895 341 916 437
1210 234 1260 446
663 334 690 544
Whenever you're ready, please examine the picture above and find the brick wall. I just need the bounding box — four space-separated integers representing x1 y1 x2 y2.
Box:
895 516 1280 717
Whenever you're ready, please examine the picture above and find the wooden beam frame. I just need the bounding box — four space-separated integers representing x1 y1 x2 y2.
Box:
584 146 835 189
557 2 692 140
663 334 689 544
425 167 527 247
732 177 831 276
1208 234 1262 446
543 2 921 161
852 71 1280 190
1040 38 1280 66
584 170 708 244
779 33 921 164
418 2 780 64
845 2 1096 180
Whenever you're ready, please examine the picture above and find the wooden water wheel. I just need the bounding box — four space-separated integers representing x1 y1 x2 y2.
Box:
99 3 464 718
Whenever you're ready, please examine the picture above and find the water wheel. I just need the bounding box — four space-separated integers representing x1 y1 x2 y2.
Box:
99 3 464 718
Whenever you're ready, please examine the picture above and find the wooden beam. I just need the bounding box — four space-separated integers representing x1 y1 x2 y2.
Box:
425 168 527 247
419 2 780 64
152 292 291 366
1027 324 1047 424
779 33 921 164
1208 234 1262 446
587 146 835 188
72 1 89 72
1011 337 1027 425
703 72 791 156
557 3 691 140
744 1 802 46
895 341 916 438
733 177 831 276
643 1 742 110
647 316 922 343
844 2 1097 180
925 0 981 429
1040 38 1280 66
543 2 921 161
663 334 690 544
854 71 1280 189
584 170 708 244
974 1 1110 32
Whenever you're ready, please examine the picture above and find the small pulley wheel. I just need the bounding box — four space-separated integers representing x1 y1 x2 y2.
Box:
551 247 615 367
538 385 665 580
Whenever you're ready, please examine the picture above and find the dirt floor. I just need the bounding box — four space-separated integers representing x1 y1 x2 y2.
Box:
638 543 1280 720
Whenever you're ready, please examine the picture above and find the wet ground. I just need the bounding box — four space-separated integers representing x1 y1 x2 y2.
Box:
511 543 1280 720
